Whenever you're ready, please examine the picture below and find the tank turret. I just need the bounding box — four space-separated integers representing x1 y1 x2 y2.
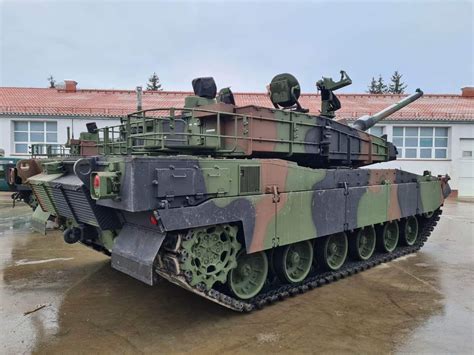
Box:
94 72 424 168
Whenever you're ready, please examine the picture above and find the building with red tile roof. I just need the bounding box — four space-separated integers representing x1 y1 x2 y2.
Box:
0 85 473 121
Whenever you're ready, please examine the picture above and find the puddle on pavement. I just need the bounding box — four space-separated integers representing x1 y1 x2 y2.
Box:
0 200 108 354
0 199 472 354
0 214 32 235
0 199 33 235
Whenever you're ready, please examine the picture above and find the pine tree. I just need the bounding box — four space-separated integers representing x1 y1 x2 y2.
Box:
47 74 56 89
367 77 378 94
146 72 163 91
375 75 388 94
388 70 407 94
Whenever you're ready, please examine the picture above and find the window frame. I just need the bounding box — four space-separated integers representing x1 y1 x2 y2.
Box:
12 120 59 155
392 125 449 160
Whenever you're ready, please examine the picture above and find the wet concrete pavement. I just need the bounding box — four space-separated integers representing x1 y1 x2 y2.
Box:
0 193 472 354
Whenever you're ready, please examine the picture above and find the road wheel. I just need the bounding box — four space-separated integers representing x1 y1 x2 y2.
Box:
228 251 268 300
350 226 376 261
377 221 399 253
400 216 419 246
274 240 313 284
316 232 348 271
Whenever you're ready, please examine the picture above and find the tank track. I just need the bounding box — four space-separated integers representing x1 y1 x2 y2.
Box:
156 209 442 312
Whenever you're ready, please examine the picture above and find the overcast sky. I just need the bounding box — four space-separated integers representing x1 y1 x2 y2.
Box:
0 0 472 94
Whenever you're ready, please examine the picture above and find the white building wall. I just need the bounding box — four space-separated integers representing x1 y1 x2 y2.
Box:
1 115 473 196
368 121 474 195
0 115 121 157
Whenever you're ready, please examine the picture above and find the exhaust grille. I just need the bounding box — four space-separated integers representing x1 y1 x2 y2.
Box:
239 166 260 194
50 179 120 230
30 184 58 215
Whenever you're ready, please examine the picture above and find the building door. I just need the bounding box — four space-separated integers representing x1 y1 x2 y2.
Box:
457 138 474 198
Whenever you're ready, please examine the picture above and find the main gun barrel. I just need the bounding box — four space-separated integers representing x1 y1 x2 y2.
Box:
352 88 424 131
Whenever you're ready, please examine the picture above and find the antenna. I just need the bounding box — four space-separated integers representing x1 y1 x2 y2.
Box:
136 86 143 111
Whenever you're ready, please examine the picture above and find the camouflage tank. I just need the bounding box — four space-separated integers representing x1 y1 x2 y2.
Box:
22 72 451 311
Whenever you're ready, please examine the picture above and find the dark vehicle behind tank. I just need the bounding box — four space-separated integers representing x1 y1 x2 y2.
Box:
20 72 451 311
0 157 19 191
0 157 39 211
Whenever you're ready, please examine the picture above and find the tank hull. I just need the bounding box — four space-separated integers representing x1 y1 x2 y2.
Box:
24 154 450 310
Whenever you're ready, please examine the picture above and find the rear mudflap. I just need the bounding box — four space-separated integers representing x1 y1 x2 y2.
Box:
31 206 51 235
111 223 165 285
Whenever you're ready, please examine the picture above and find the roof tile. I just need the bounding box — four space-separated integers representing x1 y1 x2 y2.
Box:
0 87 473 121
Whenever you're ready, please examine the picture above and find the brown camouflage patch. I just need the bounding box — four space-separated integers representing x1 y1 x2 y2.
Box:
248 195 276 253
261 160 289 192
234 106 278 154
368 169 397 186
387 184 402 221
248 160 290 252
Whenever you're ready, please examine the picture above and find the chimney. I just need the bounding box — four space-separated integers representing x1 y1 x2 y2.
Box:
136 86 143 111
461 86 474 97
64 80 78 93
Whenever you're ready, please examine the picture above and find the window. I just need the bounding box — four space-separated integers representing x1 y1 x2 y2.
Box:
369 126 385 137
13 121 58 154
393 126 448 159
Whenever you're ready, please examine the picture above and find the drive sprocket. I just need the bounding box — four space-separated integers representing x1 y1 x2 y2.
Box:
180 224 241 290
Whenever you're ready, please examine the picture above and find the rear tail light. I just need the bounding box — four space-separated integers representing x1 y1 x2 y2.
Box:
93 174 100 189
90 171 120 200
150 214 158 225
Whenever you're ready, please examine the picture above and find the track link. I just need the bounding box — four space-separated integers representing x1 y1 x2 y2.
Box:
157 209 442 312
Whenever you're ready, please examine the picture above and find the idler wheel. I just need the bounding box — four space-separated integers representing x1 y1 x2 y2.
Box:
274 240 313 284
228 251 268 300
400 216 419 246
316 232 348 271
423 211 435 219
377 221 399 253
350 226 376 261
